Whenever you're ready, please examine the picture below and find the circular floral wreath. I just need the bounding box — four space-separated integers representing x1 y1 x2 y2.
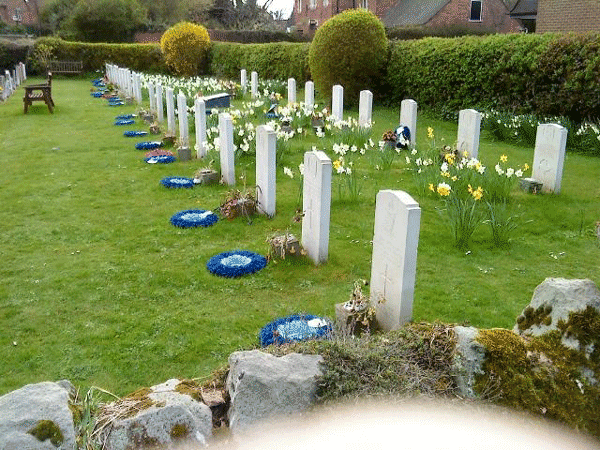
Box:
259 314 332 346
116 114 135 120
145 155 176 164
145 149 174 158
161 176 194 189
170 209 218 228
207 250 267 278
91 91 104 98
115 119 134 126
395 125 411 149
135 141 163 150
124 130 148 137
109 100 125 106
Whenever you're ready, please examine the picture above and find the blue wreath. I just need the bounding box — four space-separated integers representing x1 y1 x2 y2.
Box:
124 130 148 137
259 314 332 346
115 119 134 126
91 91 105 98
116 114 135 120
109 99 124 106
207 250 267 278
395 125 411 149
170 209 218 228
145 155 176 164
161 176 194 189
92 78 105 87
265 103 279 119
135 141 163 150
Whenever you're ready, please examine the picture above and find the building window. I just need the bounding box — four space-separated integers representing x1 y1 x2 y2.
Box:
323 0 329 7
309 19 318 30
298 0 302 13
361 0 368 8
470 0 482 21
309 0 316 9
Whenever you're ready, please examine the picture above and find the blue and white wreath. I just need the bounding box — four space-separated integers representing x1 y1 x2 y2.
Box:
135 141 163 150
92 78 105 87
116 114 135 120
91 91 105 98
161 176 194 189
170 209 218 228
144 155 176 164
207 250 267 278
124 130 148 137
115 119 134 126
109 100 124 106
395 125 411 149
259 314 332 346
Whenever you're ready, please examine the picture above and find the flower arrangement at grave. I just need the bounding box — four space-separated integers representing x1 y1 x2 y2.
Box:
114 119 134 126
135 141 163 150
160 176 195 189
220 187 257 220
149 122 161 135
145 154 176 164
170 209 218 227
193 157 220 185
116 114 135 120
338 279 376 335
145 149 175 158
259 314 332 346
124 131 148 137
267 231 306 260
108 98 124 106
206 250 267 278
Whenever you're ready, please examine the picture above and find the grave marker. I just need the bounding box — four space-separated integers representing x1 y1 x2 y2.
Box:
241 69 247 92
256 125 277 217
219 113 235 185
358 90 373 127
332 85 343 122
166 87 176 134
305 81 314 108
457 109 482 158
148 83 156 113
532 123 568 194
177 92 189 147
251 71 258 99
301 151 332 265
288 78 296 105
194 98 207 158
400 99 417 149
370 190 421 331
156 84 164 123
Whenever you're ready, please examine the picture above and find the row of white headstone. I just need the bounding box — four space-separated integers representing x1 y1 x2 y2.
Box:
1 62 26 101
104 64 144 104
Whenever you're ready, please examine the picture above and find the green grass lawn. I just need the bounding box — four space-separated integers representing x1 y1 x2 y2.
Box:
1 76 599 396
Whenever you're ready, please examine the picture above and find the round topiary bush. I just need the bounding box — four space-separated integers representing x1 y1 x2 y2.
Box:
160 22 211 77
308 9 389 106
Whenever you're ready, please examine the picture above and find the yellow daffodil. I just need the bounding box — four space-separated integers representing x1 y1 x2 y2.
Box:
500 154 508 162
427 127 434 139
437 183 451 196
428 183 435 192
333 159 342 171
523 163 530 171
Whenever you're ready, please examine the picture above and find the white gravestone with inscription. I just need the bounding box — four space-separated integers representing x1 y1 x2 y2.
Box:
457 109 482 159
148 83 156 113
240 69 247 92
195 98 207 158
532 123 568 194
166 88 176 134
332 85 344 123
156 85 164 123
370 190 421 331
219 113 236 186
177 92 189 147
305 81 314 108
359 90 373 128
400 99 418 149
256 125 277 217
301 151 332 265
251 71 258 99
288 78 296 105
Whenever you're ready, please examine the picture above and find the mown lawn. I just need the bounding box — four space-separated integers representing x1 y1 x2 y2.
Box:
1 76 599 396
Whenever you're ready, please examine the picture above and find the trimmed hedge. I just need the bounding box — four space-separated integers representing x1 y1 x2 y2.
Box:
0 39 32 71
209 41 310 83
32 37 168 74
209 29 310 43
385 33 600 121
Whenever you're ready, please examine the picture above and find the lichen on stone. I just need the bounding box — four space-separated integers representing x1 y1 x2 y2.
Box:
516 304 553 331
175 379 203 402
27 419 64 446
170 423 190 440
557 306 600 361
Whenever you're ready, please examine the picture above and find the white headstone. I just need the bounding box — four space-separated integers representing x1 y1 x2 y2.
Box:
400 99 418 149
219 113 235 186
370 190 421 331
165 87 176 134
156 84 164 123
134 73 143 103
301 151 332 265
251 71 258 99
287 78 296 105
148 83 156 113
532 123 568 194
358 90 373 127
305 81 314 108
5 70 13 92
14 66 21 86
194 98 207 158
241 69 247 92
21 62 26 80
256 125 277 217
332 85 344 123
177 92 189 147
457 109 482 159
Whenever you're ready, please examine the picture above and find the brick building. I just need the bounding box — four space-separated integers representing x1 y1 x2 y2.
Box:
536 0 600 32
0 0 44 29
294 0 523 35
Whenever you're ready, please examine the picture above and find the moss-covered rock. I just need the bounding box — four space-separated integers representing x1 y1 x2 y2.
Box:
27 419 64 446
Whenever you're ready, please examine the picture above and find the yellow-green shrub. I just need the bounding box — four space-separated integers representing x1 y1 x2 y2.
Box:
308 9 388 105
160 22 211 77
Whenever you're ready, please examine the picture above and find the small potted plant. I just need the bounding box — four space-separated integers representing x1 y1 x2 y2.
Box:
162 133 176 147
311 111 325 131
149 122 161 135
381 129 397 150
194 159 219 185
220 188 257 220
267 232 304 260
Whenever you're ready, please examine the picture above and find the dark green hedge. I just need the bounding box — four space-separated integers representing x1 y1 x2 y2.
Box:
33 37 168 74
209 41 310 82
0 39 32 71
385 33 600 122
209 29 310 43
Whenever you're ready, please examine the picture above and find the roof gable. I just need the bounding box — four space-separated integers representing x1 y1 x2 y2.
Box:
383 0 451 27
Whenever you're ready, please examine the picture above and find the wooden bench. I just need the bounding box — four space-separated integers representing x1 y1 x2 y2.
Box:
23 72 54 114
47 60 83 75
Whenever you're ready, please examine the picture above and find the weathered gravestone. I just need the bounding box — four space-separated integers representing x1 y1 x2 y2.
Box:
219 113 235 185
359 90 373 127
400 99 418 149
288 78 296 105
177 92 189 147
332 85 343 123
134 73 143 103
305 81 314 108
240 69 247 92
156 84 164 123
251 71 258 99
532 123 568 194
148 83 156 113
166 87 176 134
370 190 421 331
255 125 277 217
301 151 332 264
195 98 207 158
457 109 481 159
